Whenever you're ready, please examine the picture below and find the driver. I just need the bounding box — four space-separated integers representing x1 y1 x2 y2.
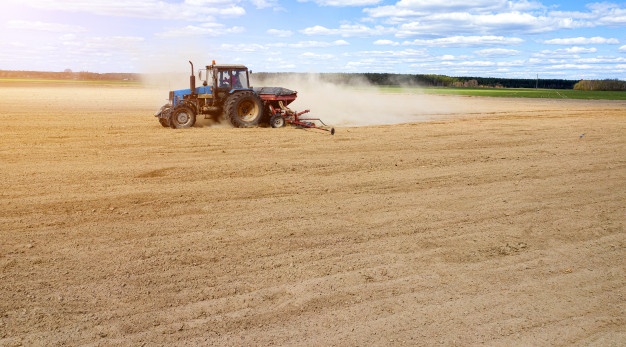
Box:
232 72 242 88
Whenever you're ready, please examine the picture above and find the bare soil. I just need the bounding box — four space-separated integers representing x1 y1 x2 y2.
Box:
1 85 624 346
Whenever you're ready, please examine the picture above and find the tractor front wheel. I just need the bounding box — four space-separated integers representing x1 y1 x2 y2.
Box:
224 91 264 128
170 106 196 129
159 117 170 127
156 105 171 127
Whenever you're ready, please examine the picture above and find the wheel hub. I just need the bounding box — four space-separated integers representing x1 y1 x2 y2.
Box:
238 101 258 121
177 112 190 124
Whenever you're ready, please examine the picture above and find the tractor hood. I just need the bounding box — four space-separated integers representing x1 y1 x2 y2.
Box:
170 85 213 105
171 85 212 98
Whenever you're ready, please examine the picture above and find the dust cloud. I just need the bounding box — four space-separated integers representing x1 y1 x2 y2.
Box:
140 46 213 102
252 74 458 127
139 45 462 127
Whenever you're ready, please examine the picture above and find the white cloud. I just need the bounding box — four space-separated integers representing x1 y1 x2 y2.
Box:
301 24 393 37
249 0 280 9
258 56 297 70
362 5 421 19
218 6 247 16
392 12 572 37
4 0 626 78
54 35 144 70
392 0 506 12
365 0 553 21
6 20 86 33
543 37 620 45
300 25 333 35
267 29 293 37
84 36 144 49
345 48 429 59
272 40 349 48
299 52 336 60
373 40 400 46
298 0 382 6
509 0 544 11
496 60 525 67
403 36 524 47
549 64 593 70
532 46 598 59
475 48 521 56
586 2 626 25
11 0 245 21
576 57 626 64
528 57 563 64
156 24 244 38
310 39 349 47
563 46 597 54
367 1 590 36
441 60 496 67
219 43 269 52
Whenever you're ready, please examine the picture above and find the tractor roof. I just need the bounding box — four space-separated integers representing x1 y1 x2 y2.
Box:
211 64 248 70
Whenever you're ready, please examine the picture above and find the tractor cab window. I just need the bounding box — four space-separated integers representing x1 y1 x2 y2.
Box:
218 69 248 89
233 70 248 89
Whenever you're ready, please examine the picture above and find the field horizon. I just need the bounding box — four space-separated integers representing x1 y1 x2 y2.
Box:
2 77 625 101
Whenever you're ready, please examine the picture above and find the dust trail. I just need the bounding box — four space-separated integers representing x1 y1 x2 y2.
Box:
251 74 457 126
144 67 463 127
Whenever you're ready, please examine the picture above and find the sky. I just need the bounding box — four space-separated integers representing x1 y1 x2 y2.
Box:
1 0 625 80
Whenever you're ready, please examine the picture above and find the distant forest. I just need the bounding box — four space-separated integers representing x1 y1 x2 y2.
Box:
256 72 626 91
255 72 579 89
2 69 625 91
0 69 139 82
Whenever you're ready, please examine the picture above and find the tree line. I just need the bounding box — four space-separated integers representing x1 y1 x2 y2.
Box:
2 69 625 91
255 72 584 90
573 79 626 91
0 70 138 81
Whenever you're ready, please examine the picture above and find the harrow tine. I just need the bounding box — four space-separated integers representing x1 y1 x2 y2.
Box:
299 117 329 127
287 118 335 135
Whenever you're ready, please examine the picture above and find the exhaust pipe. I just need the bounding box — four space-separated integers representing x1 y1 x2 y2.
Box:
189 61 195 94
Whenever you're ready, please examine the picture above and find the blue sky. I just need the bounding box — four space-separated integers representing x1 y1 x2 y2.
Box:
1 0 625 79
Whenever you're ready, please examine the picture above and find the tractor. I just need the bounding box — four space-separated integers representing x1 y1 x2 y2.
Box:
154 61 334 134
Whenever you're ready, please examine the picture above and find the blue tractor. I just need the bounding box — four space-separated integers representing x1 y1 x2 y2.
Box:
155 60 334 134
155 61 264 128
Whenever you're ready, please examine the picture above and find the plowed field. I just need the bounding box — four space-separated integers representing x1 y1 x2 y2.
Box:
1 85 624 346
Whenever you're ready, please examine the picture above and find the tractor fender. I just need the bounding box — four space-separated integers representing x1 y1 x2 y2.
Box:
228 88 255 94
155 104 171 119
178 101 198 115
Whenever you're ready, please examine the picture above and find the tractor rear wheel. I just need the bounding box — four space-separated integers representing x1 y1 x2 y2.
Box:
170 106 196 128
224 91 263 128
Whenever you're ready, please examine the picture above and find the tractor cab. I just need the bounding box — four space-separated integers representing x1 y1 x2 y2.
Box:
199 62 251 92
217 69 247 89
